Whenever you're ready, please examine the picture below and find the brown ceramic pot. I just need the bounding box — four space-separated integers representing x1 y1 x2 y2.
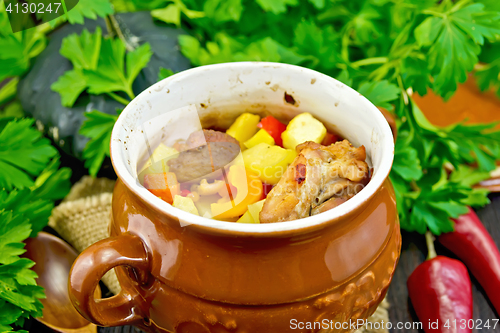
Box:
69 62 400 333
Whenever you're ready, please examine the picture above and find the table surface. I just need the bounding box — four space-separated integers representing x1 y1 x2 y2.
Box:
27 193 500 333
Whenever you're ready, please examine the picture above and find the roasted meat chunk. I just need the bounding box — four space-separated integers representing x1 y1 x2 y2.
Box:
168 129 240 182
259 140 369 223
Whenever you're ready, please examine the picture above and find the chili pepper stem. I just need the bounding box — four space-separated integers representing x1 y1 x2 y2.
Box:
426 231 437 260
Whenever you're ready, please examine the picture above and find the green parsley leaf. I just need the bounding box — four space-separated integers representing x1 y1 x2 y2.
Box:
31 158 72 201
0 211 45 332
80 110 120 176
158 67 175 81
62 0 114 25
51 69 87 107
0 189 52 237
0 7 46 81
179 33 307 66
51 28 103 106
0 77 19 107
415 2 500 98
392 133 423 182
152 0 205 27
84 39 153 100
293 20 339 69
53 29 153 106
336 70 353 86
0 212 31 265
0 118 58 191
357 80 400 109
152 4 182 27
203 0 243 23
449 165 491 188
308 0 325 10
475 58 500 97
255 0 298 15
59 27 102 70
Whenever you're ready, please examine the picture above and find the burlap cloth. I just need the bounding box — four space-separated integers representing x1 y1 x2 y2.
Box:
49 176 390 333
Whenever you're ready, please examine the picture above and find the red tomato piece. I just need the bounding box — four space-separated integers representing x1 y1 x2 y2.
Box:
257 116 287 147
321 132 339 146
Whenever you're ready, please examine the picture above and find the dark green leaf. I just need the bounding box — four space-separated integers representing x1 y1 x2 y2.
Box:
80 110 120 176
0 118 58 191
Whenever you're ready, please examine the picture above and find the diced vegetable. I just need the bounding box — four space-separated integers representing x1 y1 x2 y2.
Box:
242 143 296 185
226 113 260 148
143 172 180 204
173 195 199 216
237 210 256 223
247 199 266 223
138 143 179 182
244 129 275 149
194 194 221 218
211 165 263 219
236 199 265 223
257 116 287 147
282 113 327 150
262 183 274 198
321 132 339 146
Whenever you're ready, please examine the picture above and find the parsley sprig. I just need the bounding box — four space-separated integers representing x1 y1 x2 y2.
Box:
52 27 153 107
0 118 71 332
52 27 153 176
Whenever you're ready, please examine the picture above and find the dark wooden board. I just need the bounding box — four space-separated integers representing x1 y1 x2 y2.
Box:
27 193 500 333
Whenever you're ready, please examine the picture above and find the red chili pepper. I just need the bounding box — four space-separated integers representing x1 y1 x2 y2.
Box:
407 232 473 333
257 116 286 147
438 207 500 314
321 132 339 146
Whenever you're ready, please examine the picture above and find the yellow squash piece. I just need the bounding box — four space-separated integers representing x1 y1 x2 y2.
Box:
226 113 260 149
139 143 179 182
282 112 327 150
173 195 199 216
244 129 275 149
237 210 256 223
211 165 263 219
247 199 266 223
242 143 296 185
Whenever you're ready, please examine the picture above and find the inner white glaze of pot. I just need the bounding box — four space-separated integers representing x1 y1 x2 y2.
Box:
111 62 394 233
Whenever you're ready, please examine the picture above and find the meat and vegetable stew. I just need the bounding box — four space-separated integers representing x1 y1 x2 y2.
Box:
138 112 370 223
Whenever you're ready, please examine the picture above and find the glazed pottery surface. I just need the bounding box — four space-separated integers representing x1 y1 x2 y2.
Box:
69 62 400 333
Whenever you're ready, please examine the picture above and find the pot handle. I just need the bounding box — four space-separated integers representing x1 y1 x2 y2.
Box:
69 233 150 327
